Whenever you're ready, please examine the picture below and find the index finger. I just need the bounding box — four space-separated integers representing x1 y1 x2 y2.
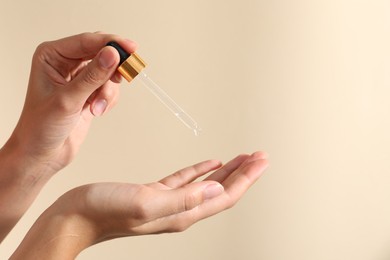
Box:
49 32 138 60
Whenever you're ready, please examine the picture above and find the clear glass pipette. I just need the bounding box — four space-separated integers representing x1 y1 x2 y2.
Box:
136 72 202 136
107 42 202 136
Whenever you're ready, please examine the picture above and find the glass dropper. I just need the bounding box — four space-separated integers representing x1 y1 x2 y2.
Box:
107 42 202 136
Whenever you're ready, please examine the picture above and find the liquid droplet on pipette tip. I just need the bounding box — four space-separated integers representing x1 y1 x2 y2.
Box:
193 126 202 136
193 129 199 136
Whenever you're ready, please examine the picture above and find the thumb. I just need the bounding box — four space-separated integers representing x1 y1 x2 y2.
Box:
66 46 120 107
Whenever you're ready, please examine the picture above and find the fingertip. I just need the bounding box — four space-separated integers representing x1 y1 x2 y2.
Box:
110 71 123 83
246 157 270 179
124 39 138 52
99 46 120 69
208 159 223 168
251 151 269 160
203 182 224 200
236 153 251 161
260 158 270 170
244 151 269 165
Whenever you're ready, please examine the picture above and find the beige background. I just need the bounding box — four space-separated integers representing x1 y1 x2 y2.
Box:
1 0 390 259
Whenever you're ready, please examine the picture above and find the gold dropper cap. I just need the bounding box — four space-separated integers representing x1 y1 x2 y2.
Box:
118 52 147 82
106 41 147 82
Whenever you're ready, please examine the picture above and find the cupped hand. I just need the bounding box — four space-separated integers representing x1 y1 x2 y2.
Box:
67 152 268 241
10 152 268 259
9 32 137 173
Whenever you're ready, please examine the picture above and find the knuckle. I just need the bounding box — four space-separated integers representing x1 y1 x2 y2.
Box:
170 219 191 233
171 171 187 184
224 195 236 210
130 188 151 221
53 95 79 114
35 41 50 53
79 32 92 38
132 201 149 220
102 84 117 100
93 30 105 35
82 65 103 86
106 91 119 110
184 191 201 211
33 41 51 61
110 94 119 107
79 32 95 51
171 171 185 181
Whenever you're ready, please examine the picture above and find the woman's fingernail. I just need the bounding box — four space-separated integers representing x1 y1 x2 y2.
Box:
112 72 123 83
99 47 117 69
203 183 224 200
93 99 107 116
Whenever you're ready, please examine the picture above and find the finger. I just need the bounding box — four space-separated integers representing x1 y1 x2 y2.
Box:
221 154 269 200
50 32 137 60
110 71 123 84
203 154 250 183
185 156 268 221
90 82 120 116
132 154 269 234
62 46 119 109
159 160 222 188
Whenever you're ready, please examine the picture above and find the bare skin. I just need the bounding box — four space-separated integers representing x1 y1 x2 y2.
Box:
11 152 268 259
0 32 136 241
0 32 269 259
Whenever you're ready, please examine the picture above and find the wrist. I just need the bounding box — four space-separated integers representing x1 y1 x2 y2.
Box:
1 131 56 178
11 193 98 259
0 137 55 241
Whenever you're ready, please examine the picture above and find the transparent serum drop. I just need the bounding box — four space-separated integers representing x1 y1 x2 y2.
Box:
107 42 202 136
